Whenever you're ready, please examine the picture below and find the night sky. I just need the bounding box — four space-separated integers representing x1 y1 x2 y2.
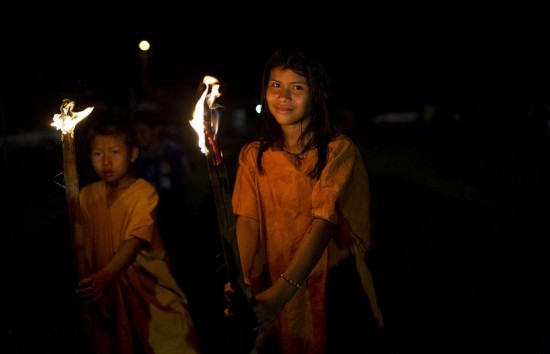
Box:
2 16 549 130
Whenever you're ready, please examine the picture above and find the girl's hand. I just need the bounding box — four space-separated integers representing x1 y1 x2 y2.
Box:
252 279 296 333
223 282 236 318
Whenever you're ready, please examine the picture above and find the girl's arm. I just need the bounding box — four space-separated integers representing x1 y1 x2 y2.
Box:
235 215 262 286
253 218 335 332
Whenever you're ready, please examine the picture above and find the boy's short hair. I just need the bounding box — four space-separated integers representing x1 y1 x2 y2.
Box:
86 114 135 150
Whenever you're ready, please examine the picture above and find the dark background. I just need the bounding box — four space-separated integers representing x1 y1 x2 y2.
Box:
1 13 550 354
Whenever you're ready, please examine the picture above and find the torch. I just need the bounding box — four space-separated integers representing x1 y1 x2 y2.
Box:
51 99 94 280
189 76 257 353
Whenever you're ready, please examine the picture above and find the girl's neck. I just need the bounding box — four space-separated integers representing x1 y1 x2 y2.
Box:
281 118 311 154
283 132 313 155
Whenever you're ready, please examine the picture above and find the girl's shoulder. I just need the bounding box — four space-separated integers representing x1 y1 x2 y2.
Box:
238 140 261 159
326 134 367 164
241 140 261 151
329 134 357 152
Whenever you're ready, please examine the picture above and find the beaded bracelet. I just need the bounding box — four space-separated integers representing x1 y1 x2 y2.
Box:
280 273 301 290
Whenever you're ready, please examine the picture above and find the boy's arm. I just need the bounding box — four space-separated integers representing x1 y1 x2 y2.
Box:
76 237 145 302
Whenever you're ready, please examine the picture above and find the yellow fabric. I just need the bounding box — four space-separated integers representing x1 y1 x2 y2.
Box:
80 178 200 354
232 135 383 354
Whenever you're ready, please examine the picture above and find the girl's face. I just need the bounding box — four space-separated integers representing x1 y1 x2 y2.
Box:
266 67 310 128
90 134 137 185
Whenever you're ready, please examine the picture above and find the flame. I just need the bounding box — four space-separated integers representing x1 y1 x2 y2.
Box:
51 99 94 136
189 75 221 154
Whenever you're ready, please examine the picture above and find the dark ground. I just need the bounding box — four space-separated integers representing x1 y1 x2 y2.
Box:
1 106 550 354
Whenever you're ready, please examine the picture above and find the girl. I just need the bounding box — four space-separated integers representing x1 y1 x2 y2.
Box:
230 44 386 354
75 115 200 354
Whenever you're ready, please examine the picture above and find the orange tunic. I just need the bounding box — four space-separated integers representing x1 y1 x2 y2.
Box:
80 178 200 354
232 135 383 354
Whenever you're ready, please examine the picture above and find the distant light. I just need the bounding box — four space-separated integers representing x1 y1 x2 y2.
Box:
139 40 151 52
255 104 262 114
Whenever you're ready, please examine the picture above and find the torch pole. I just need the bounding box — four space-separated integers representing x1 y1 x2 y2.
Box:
52 99 95 350
190 76 257 353
204 129 249 299
51 99 93 280
203 123 257 354
60 130 86 279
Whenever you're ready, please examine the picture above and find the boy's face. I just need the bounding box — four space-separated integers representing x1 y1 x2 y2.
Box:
90 134 138 184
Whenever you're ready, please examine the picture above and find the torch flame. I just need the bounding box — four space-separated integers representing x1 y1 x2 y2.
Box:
189 75 221 154
51 99 94 136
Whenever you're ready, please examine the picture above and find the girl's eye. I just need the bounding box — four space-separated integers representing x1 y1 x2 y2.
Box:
271 82 280 88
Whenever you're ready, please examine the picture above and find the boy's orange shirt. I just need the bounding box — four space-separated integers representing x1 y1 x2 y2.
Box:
80 178 199 354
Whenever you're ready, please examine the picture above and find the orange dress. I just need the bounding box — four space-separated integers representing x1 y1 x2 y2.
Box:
79 178 200 354
232 135 384 354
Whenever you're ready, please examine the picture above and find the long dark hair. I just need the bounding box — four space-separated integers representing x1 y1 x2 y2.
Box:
256 44 343 179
